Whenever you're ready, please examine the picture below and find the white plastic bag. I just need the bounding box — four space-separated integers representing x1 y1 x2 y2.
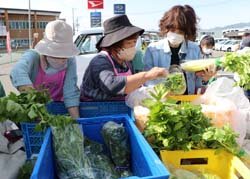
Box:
201 97 247 146
125 86 154 108
196 77 250 145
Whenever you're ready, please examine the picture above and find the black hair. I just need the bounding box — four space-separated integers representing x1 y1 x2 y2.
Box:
200 35 215 47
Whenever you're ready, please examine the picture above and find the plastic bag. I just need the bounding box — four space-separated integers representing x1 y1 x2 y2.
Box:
134 106 150 132
125 86 154 108
201 97 247 146
200 77 250 110
166 65 187 95
195 77 250 145
52 124 95 179
84 138 120 179
101 121 131 177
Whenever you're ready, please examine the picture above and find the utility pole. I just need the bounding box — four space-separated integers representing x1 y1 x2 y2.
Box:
28 0 32 49
76 17 79 32
72 8 75 35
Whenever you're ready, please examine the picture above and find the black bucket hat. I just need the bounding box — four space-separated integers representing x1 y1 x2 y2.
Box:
96 15 144 49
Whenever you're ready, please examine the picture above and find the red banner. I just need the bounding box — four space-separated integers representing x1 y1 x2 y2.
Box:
88 0 103 9
6 31 12 54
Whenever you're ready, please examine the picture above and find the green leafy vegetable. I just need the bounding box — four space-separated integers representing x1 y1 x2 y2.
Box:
0 89 74 130
52 123 94 179
143 98 244 157
221 52 250 90
164 73 186 95
101 121 131 177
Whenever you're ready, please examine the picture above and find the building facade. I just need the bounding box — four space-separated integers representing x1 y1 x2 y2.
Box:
0 8 60 49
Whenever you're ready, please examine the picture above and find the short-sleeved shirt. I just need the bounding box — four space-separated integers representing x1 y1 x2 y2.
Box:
80 53 132 100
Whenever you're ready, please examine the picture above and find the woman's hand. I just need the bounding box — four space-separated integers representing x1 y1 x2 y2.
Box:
145 67 168 80
18 85 34 92
195 64 217 82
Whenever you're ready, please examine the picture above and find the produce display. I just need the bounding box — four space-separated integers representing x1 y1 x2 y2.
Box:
180 59 216 72
220 52 250 90
101 121 131 177
0 90 133 178
142 97 244 157
181 52 250 90
164 72 186 95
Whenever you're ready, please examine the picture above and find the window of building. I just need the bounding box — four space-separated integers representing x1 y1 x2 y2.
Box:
0 39 6 48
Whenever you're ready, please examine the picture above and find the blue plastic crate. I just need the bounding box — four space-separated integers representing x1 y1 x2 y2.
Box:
20 123 45 159
31 114 169 179
21 101 132 159
46 101 132 117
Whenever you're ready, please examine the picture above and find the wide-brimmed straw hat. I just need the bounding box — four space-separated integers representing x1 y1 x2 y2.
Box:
96 15 144 49
35 20 79 58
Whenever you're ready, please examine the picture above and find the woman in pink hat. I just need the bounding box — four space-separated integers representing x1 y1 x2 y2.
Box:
11 20 80 118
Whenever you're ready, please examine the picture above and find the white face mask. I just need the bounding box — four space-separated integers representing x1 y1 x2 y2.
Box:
167 31 184 46
117 47 137 61
203 48 212 54
46 56 68 70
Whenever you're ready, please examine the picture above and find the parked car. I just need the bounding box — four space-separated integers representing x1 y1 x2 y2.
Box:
221 40 241 52
73 27 160 87
74 27 103 86
214 40 230 51
214 38 229 44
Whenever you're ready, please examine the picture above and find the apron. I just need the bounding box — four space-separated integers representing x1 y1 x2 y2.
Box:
82 51 132 101
34 65 66 101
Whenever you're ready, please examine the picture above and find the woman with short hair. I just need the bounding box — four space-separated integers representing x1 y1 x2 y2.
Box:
143 5 215 94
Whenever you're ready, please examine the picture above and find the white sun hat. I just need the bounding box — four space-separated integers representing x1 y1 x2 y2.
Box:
35 20 79 58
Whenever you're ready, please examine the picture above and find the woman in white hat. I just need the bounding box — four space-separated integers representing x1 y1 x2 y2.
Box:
80 15 167 101
11 20 80 118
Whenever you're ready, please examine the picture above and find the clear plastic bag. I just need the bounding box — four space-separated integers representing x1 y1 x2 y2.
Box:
195 77 250 145
101 121 131 177
134 106 150 132
125 86 154 108
201 97 247 146
167 65 187 95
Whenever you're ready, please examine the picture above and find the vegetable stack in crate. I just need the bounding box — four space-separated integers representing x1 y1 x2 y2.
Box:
0 89 132 159
31 115 169 179
22 101 132 159
142 92 250 179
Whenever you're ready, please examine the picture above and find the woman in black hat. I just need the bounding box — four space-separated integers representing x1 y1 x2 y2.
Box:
80 15 167 101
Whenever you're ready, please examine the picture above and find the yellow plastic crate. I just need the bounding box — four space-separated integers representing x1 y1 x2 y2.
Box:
160 149 250 179
168 95 200 102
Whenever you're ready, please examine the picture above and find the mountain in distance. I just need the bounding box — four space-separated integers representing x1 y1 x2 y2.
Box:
199 22 250 38
203 22 250 31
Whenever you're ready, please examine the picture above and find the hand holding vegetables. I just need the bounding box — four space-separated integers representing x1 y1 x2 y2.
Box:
144 67 168 81
195 64 217 82
181 52 250 89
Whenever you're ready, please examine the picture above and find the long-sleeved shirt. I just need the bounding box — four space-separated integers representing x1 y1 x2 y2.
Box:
10 49 80 108
143 38 202 94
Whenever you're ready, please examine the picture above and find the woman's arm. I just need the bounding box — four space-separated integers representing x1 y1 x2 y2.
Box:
10 50 39 89
125 67 167 94
63 58 80 118
67 106 79 119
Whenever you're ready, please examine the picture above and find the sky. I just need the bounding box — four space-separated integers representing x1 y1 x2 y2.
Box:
1 0 250 31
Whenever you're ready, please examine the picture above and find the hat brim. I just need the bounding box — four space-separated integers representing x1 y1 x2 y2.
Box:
98 26 144 48
35 38 80 58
